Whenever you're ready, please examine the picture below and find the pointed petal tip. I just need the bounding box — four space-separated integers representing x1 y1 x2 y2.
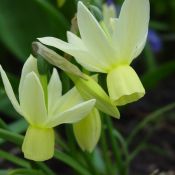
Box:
88 99 96 106
78 1 84 6
78 1 87 12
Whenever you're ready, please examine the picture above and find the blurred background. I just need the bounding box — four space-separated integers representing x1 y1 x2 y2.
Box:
0 0 175 175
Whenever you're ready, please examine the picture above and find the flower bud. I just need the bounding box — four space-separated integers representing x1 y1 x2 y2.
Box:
73 108 101 152
107 65 145 106
69 74 120 118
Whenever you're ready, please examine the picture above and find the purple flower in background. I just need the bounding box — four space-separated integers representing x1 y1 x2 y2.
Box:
148 29 162 53
107 0 114 6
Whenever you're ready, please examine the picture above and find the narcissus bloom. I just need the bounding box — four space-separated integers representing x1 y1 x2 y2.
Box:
0 55 95 161
39 0 150 106
33 42 120 118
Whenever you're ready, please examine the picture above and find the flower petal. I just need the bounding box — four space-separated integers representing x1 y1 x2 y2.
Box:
107 65 145 106
18 55 39 101
48 87 83 117
102 3 117 34
67 31 85 49
113 0 150 63
38 37 108 72
73 108 101 152
20 72 47 125
77 2 116 68
0 65 22 115
46 99 96 128
22 126 54 161
48 68 62 115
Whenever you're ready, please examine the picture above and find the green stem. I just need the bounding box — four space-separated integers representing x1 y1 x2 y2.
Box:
105 117 124 175
65 125 76 154
100 116 113 175
83 152 99 175
35 162 56 175
55 132 70 152
40 75 48 109
113 129 129 175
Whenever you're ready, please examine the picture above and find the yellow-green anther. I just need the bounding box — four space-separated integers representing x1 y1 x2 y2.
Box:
38 0 150 106
0 55 96 161
73 108 101 152
107 65 145 106
69 73 120 118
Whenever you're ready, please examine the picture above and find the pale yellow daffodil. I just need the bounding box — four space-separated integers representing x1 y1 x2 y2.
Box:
0 55 96 161
38 0 150 106
32 42 120 118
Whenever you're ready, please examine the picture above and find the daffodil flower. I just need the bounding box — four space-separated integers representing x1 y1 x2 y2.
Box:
0 55 96 161
38 0 150 106
32 42 120 118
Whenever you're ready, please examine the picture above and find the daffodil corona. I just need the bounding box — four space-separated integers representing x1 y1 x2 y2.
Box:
39 0 150 106
0 55 96 161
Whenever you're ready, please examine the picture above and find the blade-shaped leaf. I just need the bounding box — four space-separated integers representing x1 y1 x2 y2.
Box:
0 0 69 61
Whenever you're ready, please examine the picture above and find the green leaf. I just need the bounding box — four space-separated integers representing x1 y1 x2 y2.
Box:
0 119 27 145
0 128 23 145
8 169 44 175
54 150 91 175
0 149 30 168
0 0 69 61
9 119 28 133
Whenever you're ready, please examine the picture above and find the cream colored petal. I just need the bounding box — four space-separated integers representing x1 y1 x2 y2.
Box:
48 87 83 117
38 37 107 72
0 65 22 115
46 99 96 128
48 68 62 115
73 108 101 152
77 2 116 68
102 4 117 34
131 33 148 59
18 55 39 101
20 72 47 125
113 0 150 63
67 31 85 49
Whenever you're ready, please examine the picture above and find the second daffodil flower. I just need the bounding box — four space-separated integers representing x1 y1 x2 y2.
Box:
0 55 95 161
38 0 150 106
